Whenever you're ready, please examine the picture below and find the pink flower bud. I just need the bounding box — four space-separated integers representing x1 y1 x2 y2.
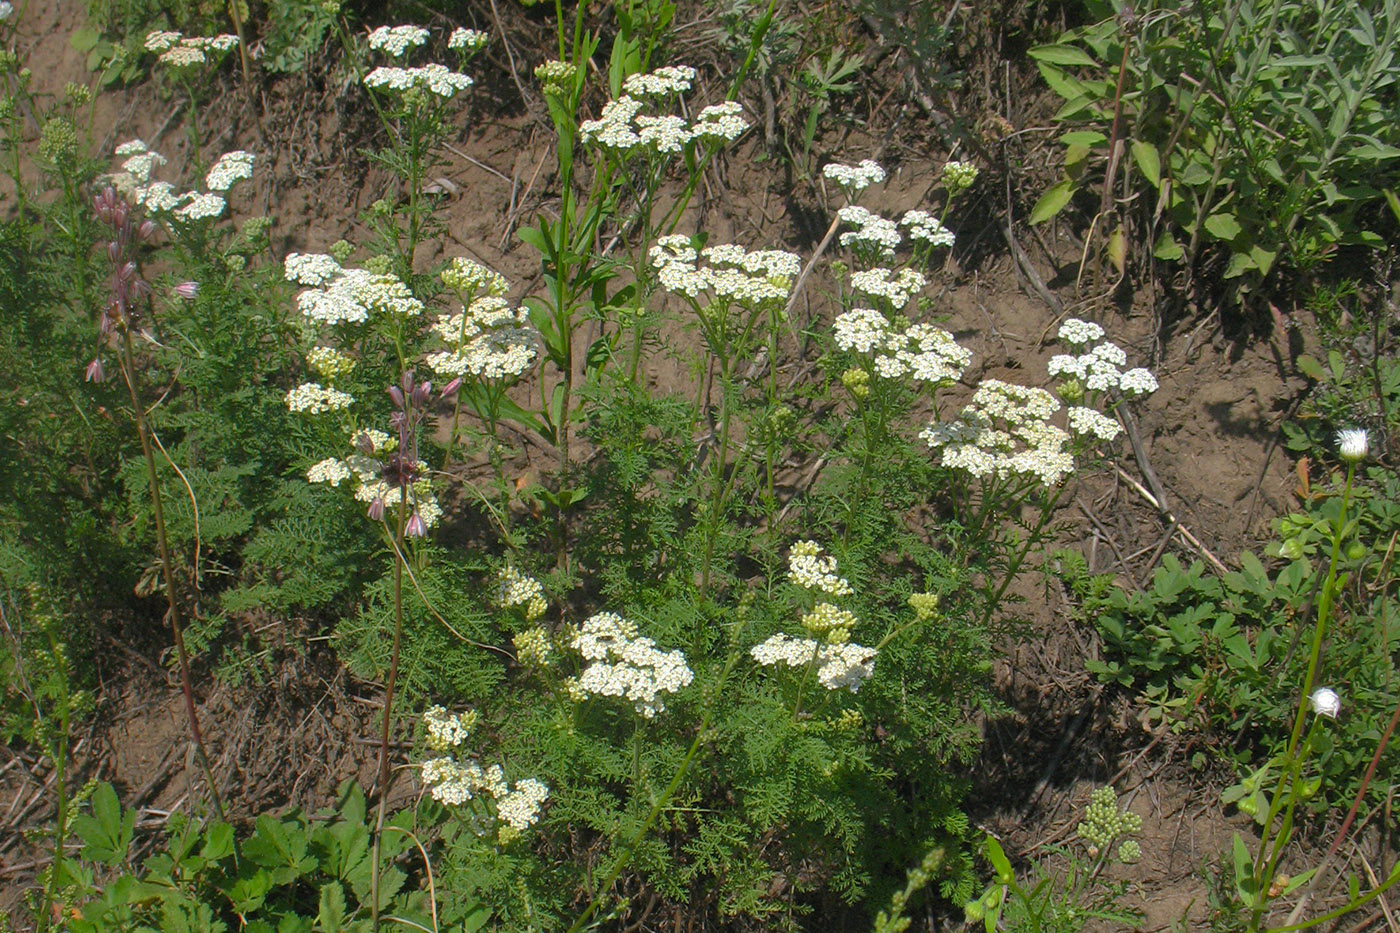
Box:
367 497 385 522
355 432 375 455
405 512 427 538
412 382 431 407
138 220 157 242
174 281 199 299
85 358 105 383
386 385 406 409
441 377 462 398
107 241 121 264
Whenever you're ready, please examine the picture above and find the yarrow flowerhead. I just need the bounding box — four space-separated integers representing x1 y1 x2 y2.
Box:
566 612 694 718
849 267 926 308
622 64 696 97
900 210 955 248
205 150 254 191
496 566 547 620
423 704 477 751
1336 428 1368 463
823 159 886 192
750 633 877 693
448 27 489 52
787 540 853 596
1311 687 1341 719
921 380 1075 486
368 25 430 57
365 63 473 98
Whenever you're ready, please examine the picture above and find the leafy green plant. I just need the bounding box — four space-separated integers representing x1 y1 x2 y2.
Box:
1029 0 1400 300
965 789 1144 933
60 782 456 932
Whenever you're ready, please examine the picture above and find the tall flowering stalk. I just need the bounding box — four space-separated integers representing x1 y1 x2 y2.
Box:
1242 430 1370 929
88 186 223 818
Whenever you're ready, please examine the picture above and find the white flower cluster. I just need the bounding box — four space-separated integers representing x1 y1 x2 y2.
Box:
787 540 853 596
1066 406 1121 441
496 566 547 621
426 295 537 380
690 101 748 143
650 235 800 308
580 67 749 156
567 612 694 718
901 210 955 247
832 309 970 386
118 139 166 183
368 25 430 57
205 150 254 191
423 704 475 752
448 28 489 51
750 633 877 693
921 380 1076 486
849 267 926 308
145 30 237 67
174 192 226 221
419 734 549 835
838 206 900 257
307 345 356 379
823 159 886 192
284 252 343 287
365 63 474 98
307 457 353 486
496 778 550 831
107 140 243 221
286 382 355 414
623 65 696 96
288 256 424 327
1047 318 1158 397
878 323 972 384
441 257 509 297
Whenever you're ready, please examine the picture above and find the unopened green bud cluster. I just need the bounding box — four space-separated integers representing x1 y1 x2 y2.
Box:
1077 786 1141 855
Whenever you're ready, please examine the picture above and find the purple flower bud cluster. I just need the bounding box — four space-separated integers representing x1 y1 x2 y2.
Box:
88 186 167 382
362 370 457 536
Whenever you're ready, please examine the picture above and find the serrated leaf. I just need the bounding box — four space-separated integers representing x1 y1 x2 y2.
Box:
1029 179 1075 225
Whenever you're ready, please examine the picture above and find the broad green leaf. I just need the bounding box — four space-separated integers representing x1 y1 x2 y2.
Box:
1152 230 1183 261
1029 178 1075 225
1249 245 1277 276
1203 212 1242 241
1131 140 1160 187
1107 226 1127 274
1028 44 1098 67
985 836 1013 883
1295 354 1326 382
1224 249 1257 279
71 26 100 52
1060 130 1106 147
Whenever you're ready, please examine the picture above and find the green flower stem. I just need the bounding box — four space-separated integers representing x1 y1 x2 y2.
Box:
117 327 225 822
370 499 410 933
1249 461 1355 929
565 644 745 933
